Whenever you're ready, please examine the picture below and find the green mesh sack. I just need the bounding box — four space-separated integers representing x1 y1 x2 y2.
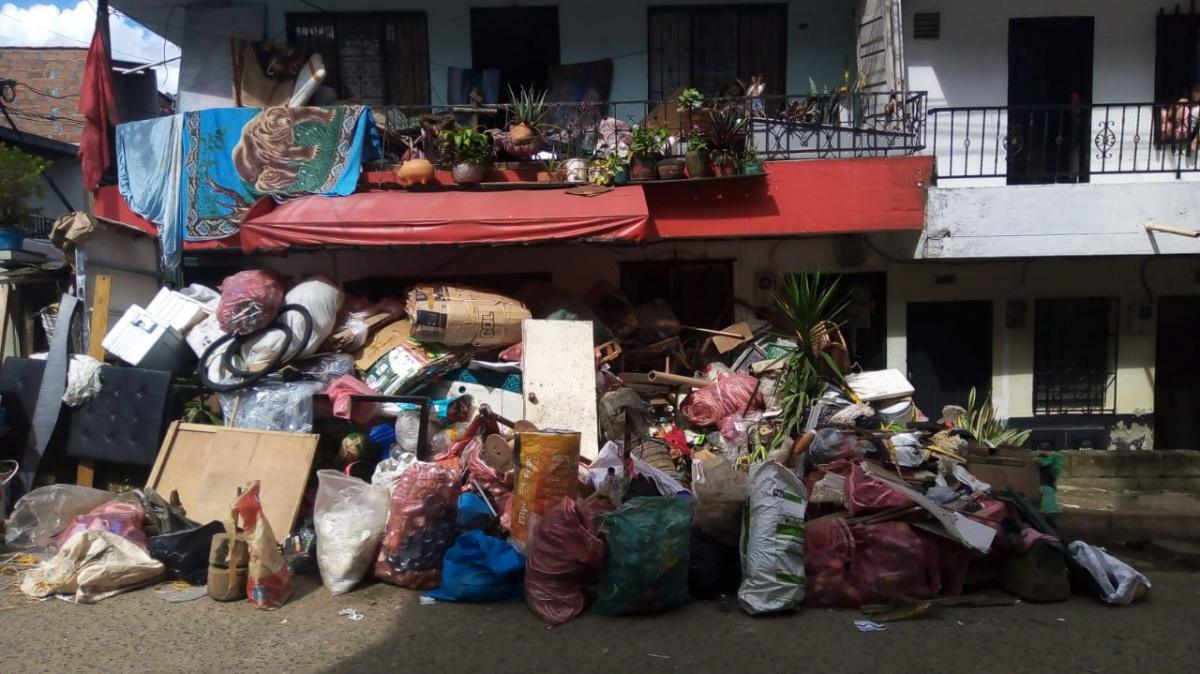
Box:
594 496 694 615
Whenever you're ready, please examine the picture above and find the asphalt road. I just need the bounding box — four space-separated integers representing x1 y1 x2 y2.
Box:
1 543 1197 674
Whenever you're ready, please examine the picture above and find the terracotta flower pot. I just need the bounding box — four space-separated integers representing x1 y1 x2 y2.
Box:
451 163 484 185
630 156 658 181
395 158 435 186
685 150 710 178
657 158 686 180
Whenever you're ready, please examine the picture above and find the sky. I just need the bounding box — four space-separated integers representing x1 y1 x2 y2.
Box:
0 1 180 93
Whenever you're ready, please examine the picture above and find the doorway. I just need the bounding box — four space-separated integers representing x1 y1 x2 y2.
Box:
1155 296 1200 449
1007 17 1094 184
471 7 560 97
906 301 993 418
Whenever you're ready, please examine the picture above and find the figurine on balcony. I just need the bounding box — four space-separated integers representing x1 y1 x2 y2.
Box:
748 76 766 118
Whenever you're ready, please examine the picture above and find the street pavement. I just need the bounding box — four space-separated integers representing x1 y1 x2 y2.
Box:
1 543 1197 673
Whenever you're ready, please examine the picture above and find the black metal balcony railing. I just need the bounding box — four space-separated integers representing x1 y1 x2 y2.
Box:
928 102 1200 181
374 91 927 165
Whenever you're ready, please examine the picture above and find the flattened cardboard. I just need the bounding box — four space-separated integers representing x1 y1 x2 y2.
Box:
147 422 319 544
354 320 412 371
406 285 530 347
844 369 916 402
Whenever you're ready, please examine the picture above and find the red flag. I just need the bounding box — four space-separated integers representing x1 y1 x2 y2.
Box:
77 28 118 190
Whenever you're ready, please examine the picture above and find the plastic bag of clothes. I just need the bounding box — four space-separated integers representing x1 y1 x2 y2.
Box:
237 276 343 368
691 450 749 546
314 470 390 595
682 374 759 427
233 482 292 609
808 427 861 465
148 521 224 584
738 461 808 614
1068 541 1151 605
55 500 148 551
844 461 914 514
21 528 165 603
524 498 607 624
5 484 113 549
375 462 459 590
805 518 940 607
594 496 693 616
217 270 284 335
510 431 581 551
219 379 323 433
425 530 525 602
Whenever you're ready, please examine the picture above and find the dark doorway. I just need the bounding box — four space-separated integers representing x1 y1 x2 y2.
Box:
620 260 735 331
833 272 887 372
907 301 993 418
1155 296 1200 449
1007 17 1094 184
471 7 560 97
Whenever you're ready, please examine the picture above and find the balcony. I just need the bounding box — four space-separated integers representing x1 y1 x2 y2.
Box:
928 102 1200 183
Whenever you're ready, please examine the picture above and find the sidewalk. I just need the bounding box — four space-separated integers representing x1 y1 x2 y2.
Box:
1055 484 1200 541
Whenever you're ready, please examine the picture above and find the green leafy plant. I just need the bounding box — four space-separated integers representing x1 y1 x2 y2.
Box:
676 87 704 112
705 106 747 155
182 396 221 425
439 126 493 166
741 145 760 162
0 143 49 228
770 271 851 447
686 133 710 154
961 387 1031 447
507 85 550 130
630 124 670 158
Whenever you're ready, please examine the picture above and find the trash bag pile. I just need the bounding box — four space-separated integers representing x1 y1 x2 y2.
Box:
1 272 1151 617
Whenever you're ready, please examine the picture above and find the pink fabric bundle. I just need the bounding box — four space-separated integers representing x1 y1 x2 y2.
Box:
682 374 759 427
324 375 381 426
217 270 284 335
55 500 147 550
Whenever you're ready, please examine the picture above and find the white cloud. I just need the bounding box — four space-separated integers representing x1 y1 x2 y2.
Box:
0 2 179 93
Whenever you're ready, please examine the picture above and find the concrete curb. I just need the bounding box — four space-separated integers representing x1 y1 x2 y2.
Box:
1056 510 1200 542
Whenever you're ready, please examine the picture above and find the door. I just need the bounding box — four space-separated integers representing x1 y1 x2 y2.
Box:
1007 17 1094 184
471 7 560 97
1155 296 1200 449
906 301 992 418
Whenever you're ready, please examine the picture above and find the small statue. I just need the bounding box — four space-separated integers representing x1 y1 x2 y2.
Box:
747 76 766 117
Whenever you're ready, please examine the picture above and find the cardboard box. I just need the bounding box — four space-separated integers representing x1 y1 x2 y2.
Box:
102 305 191 374
406 284 530 347
967 446 1043 506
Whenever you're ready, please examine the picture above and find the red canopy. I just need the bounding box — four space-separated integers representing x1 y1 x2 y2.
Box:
238 187 649 252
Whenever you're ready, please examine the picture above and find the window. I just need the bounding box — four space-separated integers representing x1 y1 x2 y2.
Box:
1155 11 1200 104
471 7 561 97
1033 298 1118 415
648 5 787 100
287 12 429 106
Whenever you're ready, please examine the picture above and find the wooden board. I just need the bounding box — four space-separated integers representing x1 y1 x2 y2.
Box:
87 274 112 359
147 422 319 543
521 319 600 460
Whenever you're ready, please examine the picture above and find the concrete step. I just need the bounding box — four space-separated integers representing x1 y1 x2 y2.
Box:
1054 485 1200 541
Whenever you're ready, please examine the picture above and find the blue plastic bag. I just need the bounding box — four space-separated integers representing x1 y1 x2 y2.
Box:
425 531 525 602
457 492 494 530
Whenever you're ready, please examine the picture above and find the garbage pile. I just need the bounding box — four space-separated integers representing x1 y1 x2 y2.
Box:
2 271 1152 617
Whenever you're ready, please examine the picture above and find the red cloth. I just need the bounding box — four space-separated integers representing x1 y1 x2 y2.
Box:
78 29 118 190
323 375 381 426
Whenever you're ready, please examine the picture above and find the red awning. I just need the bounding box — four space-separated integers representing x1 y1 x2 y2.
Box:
238 187 650 252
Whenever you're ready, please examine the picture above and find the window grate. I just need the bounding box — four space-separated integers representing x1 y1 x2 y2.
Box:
1033 298 1119 415
913 12 941 40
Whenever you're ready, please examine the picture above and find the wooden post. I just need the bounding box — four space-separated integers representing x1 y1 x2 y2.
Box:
0 283 10 360
77 273 111 488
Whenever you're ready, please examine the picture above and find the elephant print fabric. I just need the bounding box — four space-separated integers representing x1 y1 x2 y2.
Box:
179 105 380 241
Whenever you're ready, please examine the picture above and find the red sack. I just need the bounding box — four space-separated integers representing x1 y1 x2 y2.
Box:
805 519 943 607
524 498 606 625
54 500 146 550
844 461 914 515
375 463 459 590
217 270 284 335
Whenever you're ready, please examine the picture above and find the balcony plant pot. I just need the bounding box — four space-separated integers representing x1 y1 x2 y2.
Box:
630 156 658 181
685 150 711 178
395 158 436 186
495 130 544 160
741 158 765 175
563 158 589 184
613 165 630 185
451 163 485 185
657 158 686 180
711 155 738 177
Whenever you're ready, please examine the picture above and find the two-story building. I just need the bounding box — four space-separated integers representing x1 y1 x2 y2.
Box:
99 0 1199 451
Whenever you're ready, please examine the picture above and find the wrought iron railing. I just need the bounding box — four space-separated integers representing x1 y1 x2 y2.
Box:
928 102 1200 181
19 215 54 239
1033 370 1118 416
373 91 926 164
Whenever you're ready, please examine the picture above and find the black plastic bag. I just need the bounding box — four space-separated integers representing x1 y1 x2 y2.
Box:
688 529 741 600
148 521 224 584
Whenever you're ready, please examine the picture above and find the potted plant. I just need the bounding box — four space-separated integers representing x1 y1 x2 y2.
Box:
590 152 628 186
0 143 49 249
503 85 549 158
740 145 765 175
677 87 704 113
684 133 711 178
629 125 669 180
440 126 493 185
536 157 564 183
705 106 747 176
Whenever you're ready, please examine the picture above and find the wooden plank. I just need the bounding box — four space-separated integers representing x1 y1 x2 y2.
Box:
0 282 10 360
76 460 96 488
88 274 112 360
521 319 599 460
146 423 319 543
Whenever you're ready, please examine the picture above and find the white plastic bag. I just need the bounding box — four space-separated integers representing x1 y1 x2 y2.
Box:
219 379 322 432
314 470 390 595
371 454 419 495
236 276 344 372
5 484 114 549
21 527 165 603
692 450 750 546
1068 541 1151 605
63 354 103 407
586 441 689 498
738 460 807 615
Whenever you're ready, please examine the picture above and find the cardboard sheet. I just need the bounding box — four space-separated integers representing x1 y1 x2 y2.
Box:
146 422 319 544
521 319 600 460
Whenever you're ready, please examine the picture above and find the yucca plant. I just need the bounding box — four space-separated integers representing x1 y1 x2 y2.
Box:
507 85 549 145
961 386 1031 447
770 271 850 448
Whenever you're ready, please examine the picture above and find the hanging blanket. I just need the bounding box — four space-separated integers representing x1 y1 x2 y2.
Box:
179 105 380 241
117 114 183 269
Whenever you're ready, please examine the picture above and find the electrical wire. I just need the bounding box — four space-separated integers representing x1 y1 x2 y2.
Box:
19 83 76 100
0 11 156 64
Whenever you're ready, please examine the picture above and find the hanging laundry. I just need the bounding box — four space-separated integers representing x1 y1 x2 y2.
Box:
117 115 184 269
78 29 118 190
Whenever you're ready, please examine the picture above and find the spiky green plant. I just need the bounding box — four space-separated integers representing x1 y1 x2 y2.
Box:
962 387 1031 447
507 85 550 129
770 271 850 447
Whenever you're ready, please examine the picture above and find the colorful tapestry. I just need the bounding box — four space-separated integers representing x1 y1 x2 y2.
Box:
180 105 380 241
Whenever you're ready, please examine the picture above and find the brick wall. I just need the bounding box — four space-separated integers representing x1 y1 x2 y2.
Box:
0 47 87 145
